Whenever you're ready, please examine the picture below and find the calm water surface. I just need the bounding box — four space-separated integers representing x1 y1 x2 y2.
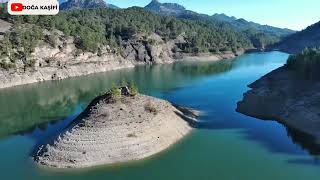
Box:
0 51 320 179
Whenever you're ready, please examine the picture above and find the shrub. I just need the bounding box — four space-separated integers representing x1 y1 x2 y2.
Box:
0 61 16 70
110 83 121 102
121 79 128 87
144 101 158 114
97 48 102 57
147 38 156 45
45 34 58 48
129 81 138 96
84 121 91 128
127 133 137 138
25 58 36 68
73 49 83 57
43 56 56 65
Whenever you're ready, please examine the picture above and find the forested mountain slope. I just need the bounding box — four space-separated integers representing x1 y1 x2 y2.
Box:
273 21 320 54
0 5 252 88
145 0 295 49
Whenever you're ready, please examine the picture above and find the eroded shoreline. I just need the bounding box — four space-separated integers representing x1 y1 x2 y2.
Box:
33 87 199 169
0 50 243 89
237 67 320 143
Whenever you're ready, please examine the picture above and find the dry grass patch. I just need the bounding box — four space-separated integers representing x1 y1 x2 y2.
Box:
127 133 138 138
144 101 158 115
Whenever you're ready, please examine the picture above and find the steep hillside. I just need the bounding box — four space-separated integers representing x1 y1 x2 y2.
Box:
0 6 251 88
274 21 320 54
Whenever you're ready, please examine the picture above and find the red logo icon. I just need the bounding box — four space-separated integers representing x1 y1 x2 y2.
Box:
11 3 23 12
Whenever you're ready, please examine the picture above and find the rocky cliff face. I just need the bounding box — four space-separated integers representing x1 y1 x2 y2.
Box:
237 67 320 143
0 27 242 89
122 33 185 64
0 28 186 89
0 29 133 89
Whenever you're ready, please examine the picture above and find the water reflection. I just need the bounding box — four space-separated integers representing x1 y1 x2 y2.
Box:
286 126 320 156
188 101 320 160
161 53 320 160
183 113 320 157
0 60 234 139
1 52 320 164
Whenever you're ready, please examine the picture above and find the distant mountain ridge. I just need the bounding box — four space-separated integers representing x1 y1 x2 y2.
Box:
212 13 237 23
274 21 320 53
59 0 295 49
213 14 294 37
60 0 119 10
144 0 295 49
106 3 120 9
145 0 187 16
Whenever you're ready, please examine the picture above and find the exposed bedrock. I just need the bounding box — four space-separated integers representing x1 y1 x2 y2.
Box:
33 87 199 168
237 67 320 143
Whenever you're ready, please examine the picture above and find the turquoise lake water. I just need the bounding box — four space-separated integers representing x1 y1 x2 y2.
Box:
0 51 320 179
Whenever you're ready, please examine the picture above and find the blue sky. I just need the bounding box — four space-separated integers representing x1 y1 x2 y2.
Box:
108 0 320 30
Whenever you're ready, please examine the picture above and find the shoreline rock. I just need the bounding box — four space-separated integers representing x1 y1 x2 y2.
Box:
0 27 245 89
0 22 246 89
237 66 320 143
33 87 198 169
0 50 243 89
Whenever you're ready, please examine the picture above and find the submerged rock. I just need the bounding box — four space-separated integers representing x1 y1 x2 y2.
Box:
237 67 320 143
33 87 197 168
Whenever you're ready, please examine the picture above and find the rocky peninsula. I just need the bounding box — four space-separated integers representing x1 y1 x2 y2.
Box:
237 66 320 143
33 87 198 168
